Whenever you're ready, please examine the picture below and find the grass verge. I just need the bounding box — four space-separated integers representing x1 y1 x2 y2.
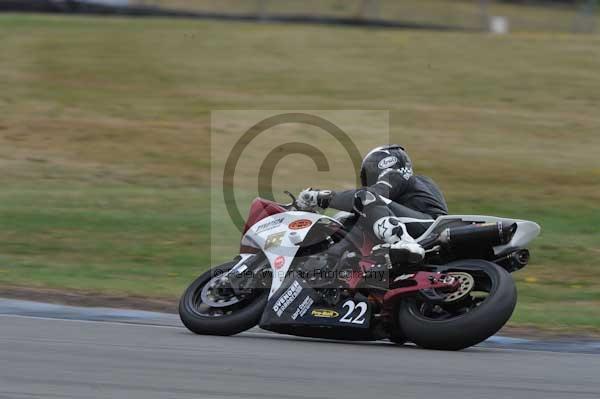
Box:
0 14 598 331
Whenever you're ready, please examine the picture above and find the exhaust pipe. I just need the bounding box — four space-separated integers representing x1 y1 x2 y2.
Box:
439 222 517 249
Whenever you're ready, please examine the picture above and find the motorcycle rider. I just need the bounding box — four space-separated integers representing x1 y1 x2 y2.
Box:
296 144 448 263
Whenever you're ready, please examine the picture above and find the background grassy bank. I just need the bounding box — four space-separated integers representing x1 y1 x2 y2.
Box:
146 0 600 33
0 14 598 331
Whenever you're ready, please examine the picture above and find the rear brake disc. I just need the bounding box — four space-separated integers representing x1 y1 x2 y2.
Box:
442 272 475 303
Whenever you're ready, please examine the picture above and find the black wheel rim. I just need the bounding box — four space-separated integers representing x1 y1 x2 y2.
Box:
187 264 271 318
410 267 498 322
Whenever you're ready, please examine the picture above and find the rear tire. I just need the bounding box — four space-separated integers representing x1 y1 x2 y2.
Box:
179 261 269 336
397 260 516 350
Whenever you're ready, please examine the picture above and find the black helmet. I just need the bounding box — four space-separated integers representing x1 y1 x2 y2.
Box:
360 144 412 186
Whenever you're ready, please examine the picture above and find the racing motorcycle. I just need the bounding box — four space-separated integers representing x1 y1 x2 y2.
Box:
179 192 540 350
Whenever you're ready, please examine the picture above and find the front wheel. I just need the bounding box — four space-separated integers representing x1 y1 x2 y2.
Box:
397 260 517 350
179 258 270 336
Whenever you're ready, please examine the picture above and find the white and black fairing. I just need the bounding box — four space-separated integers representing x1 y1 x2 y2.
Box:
240 211 346 296
239 211 379 339
259 276 377 340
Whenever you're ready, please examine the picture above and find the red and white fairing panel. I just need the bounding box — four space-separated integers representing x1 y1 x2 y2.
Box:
241 211 341 298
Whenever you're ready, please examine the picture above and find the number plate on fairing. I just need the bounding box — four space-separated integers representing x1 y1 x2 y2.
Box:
259 278 371 330
305 298 371 329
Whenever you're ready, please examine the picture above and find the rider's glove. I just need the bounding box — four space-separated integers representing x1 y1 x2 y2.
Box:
297 188 333 210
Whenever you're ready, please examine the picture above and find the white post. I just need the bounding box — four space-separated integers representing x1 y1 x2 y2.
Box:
489 16 509 34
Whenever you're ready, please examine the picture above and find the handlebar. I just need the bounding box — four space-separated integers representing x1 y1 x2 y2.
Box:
283 191 297 207
280 191 319 213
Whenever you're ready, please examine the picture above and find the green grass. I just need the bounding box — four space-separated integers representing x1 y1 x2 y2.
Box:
0 185 210 296
0 13 599 331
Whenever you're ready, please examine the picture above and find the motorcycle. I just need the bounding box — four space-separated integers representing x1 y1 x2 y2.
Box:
179 192 540 350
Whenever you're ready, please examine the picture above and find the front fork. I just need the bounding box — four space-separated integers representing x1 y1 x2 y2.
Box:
225 253 271 296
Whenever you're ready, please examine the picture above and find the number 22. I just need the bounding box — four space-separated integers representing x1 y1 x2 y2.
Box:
340 300 367 324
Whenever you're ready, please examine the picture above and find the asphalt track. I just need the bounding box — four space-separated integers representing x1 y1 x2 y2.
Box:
1 300 599 399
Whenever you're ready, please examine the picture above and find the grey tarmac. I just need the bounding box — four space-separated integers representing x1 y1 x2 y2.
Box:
0 299 599 399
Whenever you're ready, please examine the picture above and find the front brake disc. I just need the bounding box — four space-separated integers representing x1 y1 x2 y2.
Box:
200 276 242 308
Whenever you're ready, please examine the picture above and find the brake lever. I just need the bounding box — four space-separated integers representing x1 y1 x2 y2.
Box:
283 191 298 210
283 190 320 213
284 190 296 204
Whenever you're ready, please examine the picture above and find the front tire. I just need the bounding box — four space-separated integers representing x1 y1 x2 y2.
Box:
179 261 269 336
397 260 517 350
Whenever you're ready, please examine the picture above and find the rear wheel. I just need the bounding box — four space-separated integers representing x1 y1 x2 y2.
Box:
397 260 516 350
179 258 270 336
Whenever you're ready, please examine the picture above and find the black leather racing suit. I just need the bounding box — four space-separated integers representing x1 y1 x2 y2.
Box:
326 169 448 239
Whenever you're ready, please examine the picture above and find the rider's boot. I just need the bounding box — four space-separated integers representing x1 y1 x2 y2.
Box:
372 216 425 264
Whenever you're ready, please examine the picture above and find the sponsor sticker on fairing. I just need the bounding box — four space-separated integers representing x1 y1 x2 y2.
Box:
264 231 285 250
291 296 314 320
311 309 339 318
288 219 312 230
255 217 285 233
273 255 285 270
272 280 302 317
